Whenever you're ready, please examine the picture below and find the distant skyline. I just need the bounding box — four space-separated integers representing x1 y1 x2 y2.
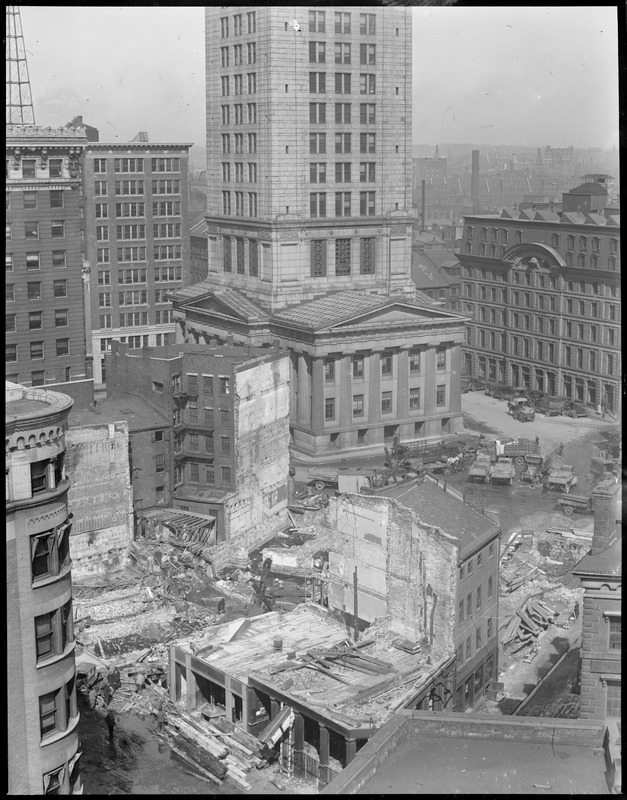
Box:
18 6 619 162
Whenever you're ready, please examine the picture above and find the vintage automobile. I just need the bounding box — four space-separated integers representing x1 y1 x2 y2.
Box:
490 457 516 485
525 389 548 409
563 401 588 418
536 396 570 417
462 377 486 393
514 406 536 423
521 453 553 483
547 464 578 493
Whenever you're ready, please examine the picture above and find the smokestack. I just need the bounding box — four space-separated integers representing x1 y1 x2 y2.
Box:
421 179 426 232
471 150 480 211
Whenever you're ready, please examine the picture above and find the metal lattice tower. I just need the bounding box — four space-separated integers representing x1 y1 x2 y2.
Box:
6 5 35 125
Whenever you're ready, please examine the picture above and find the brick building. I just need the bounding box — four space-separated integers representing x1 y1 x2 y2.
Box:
378 476 501 711
6 124 89 389
6 382 81 794
104 342 291 543
81 137 192 386
190 216 209 284
572 478 621 721
458 182 620 417
171 287 468 455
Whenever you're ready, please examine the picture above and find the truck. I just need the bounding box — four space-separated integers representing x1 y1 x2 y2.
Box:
308 467 382 493
492 438 540 465
547 465 578 493
536 396 570 417
520 453 553 483
563 400 588 418
468 452 494 482
490 457 516 485
392 439 444 463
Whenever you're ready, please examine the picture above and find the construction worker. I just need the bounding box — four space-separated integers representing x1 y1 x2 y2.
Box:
88 686 97 710
156 708 166 734
134 670 146 694
105 710 116 742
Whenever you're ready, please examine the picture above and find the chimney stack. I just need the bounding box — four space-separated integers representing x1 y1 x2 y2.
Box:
591 478 619 555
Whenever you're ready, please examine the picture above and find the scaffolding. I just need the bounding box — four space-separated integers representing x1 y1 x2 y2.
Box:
6 6 35 125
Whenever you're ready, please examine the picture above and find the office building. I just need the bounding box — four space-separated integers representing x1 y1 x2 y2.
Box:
6 124 89 389
6 381 81 794
81 137 192 386
458 182 620 417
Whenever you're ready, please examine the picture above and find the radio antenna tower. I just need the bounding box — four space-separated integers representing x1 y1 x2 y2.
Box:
6 6 36 124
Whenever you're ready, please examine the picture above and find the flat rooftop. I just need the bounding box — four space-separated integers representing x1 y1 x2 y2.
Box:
68 395 167 432
176 605 442 727
325 711 609 795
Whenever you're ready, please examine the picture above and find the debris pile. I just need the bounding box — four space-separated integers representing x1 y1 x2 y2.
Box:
500 557 547 594
501 598 559 662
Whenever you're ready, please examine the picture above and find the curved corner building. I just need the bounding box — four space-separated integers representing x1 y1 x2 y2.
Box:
6 381 81 794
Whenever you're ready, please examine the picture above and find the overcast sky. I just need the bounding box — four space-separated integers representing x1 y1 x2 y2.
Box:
19 6 619 160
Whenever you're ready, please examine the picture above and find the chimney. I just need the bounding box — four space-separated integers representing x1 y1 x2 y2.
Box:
471 150 480 211
591 479 619 555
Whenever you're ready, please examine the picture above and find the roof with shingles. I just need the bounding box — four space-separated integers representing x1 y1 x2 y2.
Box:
378 478 499 556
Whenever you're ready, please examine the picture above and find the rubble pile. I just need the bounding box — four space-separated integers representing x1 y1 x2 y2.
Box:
501 598 559 662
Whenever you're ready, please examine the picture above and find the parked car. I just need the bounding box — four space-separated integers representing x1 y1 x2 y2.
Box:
514 406 536 423
490 457 516 485
521 453 554 483
525 389 548 409
563 401 588 418
536 396 569 417
462 377 486 393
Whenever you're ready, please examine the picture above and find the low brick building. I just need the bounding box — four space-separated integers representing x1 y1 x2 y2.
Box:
104 342 291 545
572 478 621 721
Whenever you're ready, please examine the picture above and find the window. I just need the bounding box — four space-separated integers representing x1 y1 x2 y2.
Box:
56 339 69 357
25 221 39 239
324 359 335 382
236 237 245 273
381 391 392 414
220 377 230 395
360 162 376 183
335 43 351 65
476 626 483 651
248 163 257 183
309 42 326 63
116 179 145 195
381 353 393 376
309 72 326 93
409 350 421 373
220 46 230 68
360 74 376 94
31 522 71 581
360 104 376 125
476 586 482 611
459 600 465 623
608 618 621 650
311 239 327 276
335 133 351 154
247 9 256 33
457 644 464 666
6 314 16 333
360 13 376 34
436 385 446 406
28 281 42 300
26 252 40 270
309 10 325 32
360 237 375 274
335 73 351 94
352 394 364 417
6 343 17 362
310 133 326 154
114 158 143 173
465 637 472 662
360 44 376 65
152 179 179 195
247 42 256 64
335 238 351 274
360 133 376 154
22 158 37 178
335 102 351 124
335 191 351 217
409 387 421 410
436 347 446 370
309 102 326 124
234 74 243 96
325 397 335 421
352 357 364 379
310 163 327 184
220 435 231 456
221 466 232 484
359 191 375 216
335 12 351 34
334 162 351 183
23 190 37 209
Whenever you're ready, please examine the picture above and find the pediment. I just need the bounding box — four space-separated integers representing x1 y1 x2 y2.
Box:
331 303 451 329
186 293 250 322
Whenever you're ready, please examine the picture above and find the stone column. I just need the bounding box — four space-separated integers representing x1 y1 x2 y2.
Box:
345 738 357 765
423 346 436 418
368 351 381 428
339 355 352 428
319 724 330 785
186 658 197 714
293 712 305 776
311 358 324 431
397 348 410 419
449 344 462 413
297 354 310 426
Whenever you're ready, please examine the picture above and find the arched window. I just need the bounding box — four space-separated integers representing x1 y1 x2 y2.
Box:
515 230 523 245
566 251 573 266
479 242 486 256
489 244 496 257
501 229 508 243
500 244 507 257
480 227 487 241
577 253 586 268
592 237 600 253
609 238 618 254
551 233 559 248
608 256 617 271
567 235 575 249
466 225 474 239
491 228 498 242
590 253 598 269
579 236 587 251
465 240 472 254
